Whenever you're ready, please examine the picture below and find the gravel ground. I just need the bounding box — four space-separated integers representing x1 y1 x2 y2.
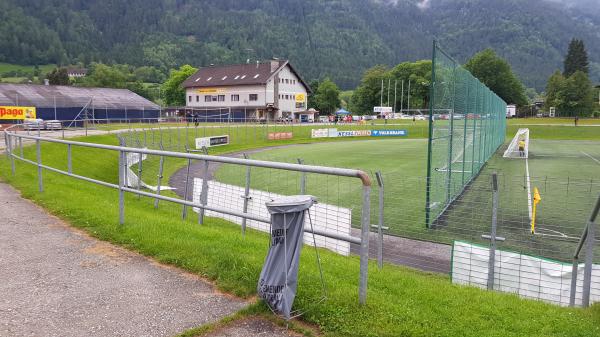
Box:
203 317 302 337
0 182 248 337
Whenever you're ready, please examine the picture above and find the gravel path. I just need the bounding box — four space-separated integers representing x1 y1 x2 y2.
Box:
203 317 302 337
0 182 248 337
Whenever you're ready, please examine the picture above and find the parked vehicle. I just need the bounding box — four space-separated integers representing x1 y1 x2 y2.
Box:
23 119 45 130
45 120 62 130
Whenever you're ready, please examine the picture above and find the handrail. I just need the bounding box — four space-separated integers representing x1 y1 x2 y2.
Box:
3 127 372 304
7 131 371 186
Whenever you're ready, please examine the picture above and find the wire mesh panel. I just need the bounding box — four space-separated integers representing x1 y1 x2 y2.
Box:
426 41 507 228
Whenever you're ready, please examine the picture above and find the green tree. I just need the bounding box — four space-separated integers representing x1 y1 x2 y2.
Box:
46 67 70 85
161 65 197 106
314 78 341 114
351 65 389 115
465 49 528 106
564 39 589 77
545 71 566 111
563 71 594 116
307 80 320 109
545 70 594 116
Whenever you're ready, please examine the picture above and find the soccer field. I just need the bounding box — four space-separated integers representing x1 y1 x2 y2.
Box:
215 137 600 260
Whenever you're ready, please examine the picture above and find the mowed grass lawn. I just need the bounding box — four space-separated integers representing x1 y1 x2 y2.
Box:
2 134 600 336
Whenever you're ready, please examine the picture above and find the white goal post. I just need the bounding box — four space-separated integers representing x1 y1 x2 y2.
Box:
503 128 529 159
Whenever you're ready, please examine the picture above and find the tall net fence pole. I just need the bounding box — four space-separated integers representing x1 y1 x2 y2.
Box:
426 40 507 228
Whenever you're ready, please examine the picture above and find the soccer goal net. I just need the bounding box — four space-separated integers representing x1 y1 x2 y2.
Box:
503 128 529 159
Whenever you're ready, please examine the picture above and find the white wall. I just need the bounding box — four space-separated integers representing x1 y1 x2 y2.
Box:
192 178 352 255
452 241 600 307
275 66 308 115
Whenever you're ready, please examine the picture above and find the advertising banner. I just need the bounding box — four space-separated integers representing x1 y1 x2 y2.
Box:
371 129 408 137
311 129 329 138
0 106 36 120
268 132 293 140
195 135 229 149
337 130 371 137
295 93 306 102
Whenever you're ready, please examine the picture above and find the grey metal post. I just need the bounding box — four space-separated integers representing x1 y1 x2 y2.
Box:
582 209 597 307
570 195 600 306
182 147 192 219
137 151 143 199
359 184 371 304
199 146 209 224
154 146 165 209
297 158 306 194
19 137 23 158
67 144 72 174
8 134 15 175
4 133 9 161
118 147 125 225
487 173 499 290
375 171 385 269
241 153 251 236
36 138 43 192
569 255 580 307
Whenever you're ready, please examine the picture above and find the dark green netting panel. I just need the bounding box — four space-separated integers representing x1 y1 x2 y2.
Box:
426 41 507 228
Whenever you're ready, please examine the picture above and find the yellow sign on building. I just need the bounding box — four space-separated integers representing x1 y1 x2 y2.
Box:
0 106 36 120
295 93 306 102
197 88 226 94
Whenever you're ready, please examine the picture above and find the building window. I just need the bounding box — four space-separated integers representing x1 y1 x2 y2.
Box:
205 95 211 102
231 94 239 102
212 96 218 102
249 94 258 101
196 95 199 102
285 79 289 84
218 95 225 102
188 95 192 102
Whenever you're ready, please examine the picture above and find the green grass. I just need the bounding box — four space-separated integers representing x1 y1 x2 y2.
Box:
508 118 600 126
0 62 55 74
2 134 600 336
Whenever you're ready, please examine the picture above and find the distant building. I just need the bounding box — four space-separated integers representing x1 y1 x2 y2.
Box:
66 67 88 78
182 60 312 121
0 83 159 122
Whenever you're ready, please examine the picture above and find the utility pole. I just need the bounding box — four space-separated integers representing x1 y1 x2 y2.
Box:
407 79 411 113
400 80 404 114
380 79 384 108
393 80 397 113
387 78 391 107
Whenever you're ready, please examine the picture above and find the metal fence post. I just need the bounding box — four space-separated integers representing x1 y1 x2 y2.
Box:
199 146 209 225
241 153 251 236
67 144 72 174
569 255 580 307
359 183 371 304
297 158 306 194
36 138 43 192
19 136 23 158
154 144 165 209
118 142 125 225
7 134 15 175
582 205 597 307
137 151 143 199
182 147 192 220
375 171 385 269
482 173 501 290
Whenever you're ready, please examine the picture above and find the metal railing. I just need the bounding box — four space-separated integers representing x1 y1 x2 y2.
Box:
3 124 373 304
569 195 600 307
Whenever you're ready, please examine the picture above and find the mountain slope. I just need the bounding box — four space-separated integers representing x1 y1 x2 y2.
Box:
0 0 598 90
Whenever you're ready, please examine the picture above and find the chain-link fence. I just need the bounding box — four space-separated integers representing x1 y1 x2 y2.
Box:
426 41 507 229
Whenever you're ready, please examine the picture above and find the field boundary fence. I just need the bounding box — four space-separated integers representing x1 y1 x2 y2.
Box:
3 124 376 304
426 40 507 229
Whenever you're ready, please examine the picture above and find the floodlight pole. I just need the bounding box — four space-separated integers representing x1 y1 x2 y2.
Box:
380 79 384 108
400 80 404 114
393 80 397 113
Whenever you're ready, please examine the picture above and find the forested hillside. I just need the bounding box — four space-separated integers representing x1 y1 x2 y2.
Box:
1 0 599 90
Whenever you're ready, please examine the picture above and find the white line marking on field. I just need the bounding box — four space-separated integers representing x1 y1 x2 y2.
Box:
581 151 600 165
